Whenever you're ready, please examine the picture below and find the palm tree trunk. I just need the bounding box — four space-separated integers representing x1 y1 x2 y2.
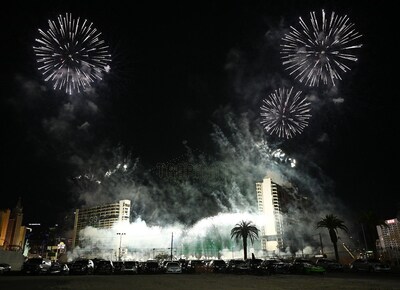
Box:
243 238 248 260
333 241 339 262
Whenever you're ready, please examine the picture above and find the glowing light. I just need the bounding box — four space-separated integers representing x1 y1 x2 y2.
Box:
33 13 111 95
260 87 311 139
281 9 362 87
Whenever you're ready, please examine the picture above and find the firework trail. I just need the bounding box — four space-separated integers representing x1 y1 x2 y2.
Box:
68 113 353 259
260 87 311 139
281 9 362 87
33 13 111 95
69 114 353 260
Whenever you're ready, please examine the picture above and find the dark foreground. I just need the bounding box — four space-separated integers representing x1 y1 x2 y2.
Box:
1 272 400 290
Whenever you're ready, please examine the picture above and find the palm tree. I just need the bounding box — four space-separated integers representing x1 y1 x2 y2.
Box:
230 220 259 260
316 214 348 263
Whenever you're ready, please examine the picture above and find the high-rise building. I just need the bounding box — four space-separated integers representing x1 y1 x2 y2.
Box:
377 218 400 249
72 200 131 248
256 176 286 253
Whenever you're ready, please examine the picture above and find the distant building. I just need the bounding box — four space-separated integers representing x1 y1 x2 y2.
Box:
256 176 287 253
256 176 311 256
377 218 400 250
72 200 131 248
0 209 11 248
0 198 27 251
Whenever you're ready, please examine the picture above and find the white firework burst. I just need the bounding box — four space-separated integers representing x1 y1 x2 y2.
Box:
260 87 311 139
33 13 111 95
281 9 362 87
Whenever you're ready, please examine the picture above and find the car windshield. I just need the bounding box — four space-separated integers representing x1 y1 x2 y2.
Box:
74 260 89 265
213 260 226 265
98 261 111 265
26 258 43 264
189 260 203 265
229 260 245 265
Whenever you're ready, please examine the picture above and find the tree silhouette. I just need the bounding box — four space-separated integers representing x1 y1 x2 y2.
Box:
316 214 348 262
230 220 259 260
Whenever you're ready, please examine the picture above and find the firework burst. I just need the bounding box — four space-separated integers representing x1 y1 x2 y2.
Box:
260 87 311 139
33 13 111 95
281 9 362 87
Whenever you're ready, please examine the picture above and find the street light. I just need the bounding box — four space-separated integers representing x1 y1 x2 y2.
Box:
313 233 324 256
318 232 324 256
170 232 173 260
117 232 126 261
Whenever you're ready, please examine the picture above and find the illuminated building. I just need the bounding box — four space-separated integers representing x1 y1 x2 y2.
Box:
256 176 286 253
72 200 131 248
0 209 11 248
1 198 27 251
377 218 400 250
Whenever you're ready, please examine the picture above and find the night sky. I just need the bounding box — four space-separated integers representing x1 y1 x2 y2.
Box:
1 1 397 225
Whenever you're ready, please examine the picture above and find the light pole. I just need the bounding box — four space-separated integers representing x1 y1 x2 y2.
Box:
117 232 126 261
361 224 368 258
170 232 174 261
318 233 324 256
312 233 324 256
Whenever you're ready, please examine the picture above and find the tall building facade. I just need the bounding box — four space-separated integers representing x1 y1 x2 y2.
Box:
377 218 400 249
256 176 285 253
72 200 131 248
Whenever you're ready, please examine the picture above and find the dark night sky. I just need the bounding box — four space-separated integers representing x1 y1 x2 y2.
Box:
1 1 397 225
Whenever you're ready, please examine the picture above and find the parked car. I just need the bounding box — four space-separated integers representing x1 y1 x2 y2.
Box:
255 260 273 276
48 261 69 275
112 261 125 274
289 258 326 275
226 259 248 274
165 261 182 274
186 260 206 273
161 260 173 272
69 258 94 275
261 259 290 274
143 260 161 274
94 260 115 274
247 258 263 274
350 258 391 272
207 259 227 273
122 261 139 274
21 257 52 275
0 263 11 274
179 259 188 273
315 258 343 271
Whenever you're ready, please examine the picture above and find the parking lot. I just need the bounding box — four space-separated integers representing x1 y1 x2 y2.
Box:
1 271 400 290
